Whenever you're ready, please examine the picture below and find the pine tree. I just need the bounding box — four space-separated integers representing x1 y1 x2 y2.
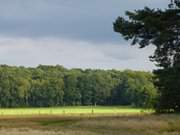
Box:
113 1 180 112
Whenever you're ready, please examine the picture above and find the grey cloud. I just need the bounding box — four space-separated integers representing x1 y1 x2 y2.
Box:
0 0 167 70
0 37 156 71
0 0 169 43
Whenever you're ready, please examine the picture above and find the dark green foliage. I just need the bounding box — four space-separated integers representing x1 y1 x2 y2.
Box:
0 65 157 108
111 70 157 108
154 67 180 112
114 7 180 68
113 6 180 112
64 72 81 105
29 78 64 107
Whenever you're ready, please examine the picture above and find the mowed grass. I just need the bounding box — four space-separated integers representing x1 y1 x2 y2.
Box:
0 106 152 116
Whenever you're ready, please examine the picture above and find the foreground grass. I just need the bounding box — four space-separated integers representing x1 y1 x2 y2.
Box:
0 114 180 135
0 106 151 116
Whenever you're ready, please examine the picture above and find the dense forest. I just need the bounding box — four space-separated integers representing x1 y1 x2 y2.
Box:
0 65 157 108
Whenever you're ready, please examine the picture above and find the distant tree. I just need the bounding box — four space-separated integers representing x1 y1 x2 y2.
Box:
29 78 64 107
90 71 113 105
63 72 81 105
125 71 157 108
0 65 157 108
113 2 180 112
111 71 157 108
77 73 93 105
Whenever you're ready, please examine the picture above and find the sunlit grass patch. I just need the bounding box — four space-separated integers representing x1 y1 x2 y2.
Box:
0 106 153 116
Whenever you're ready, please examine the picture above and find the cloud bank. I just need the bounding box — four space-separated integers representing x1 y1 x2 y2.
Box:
0 0 167 70
0 37 155 71
0 0 168 43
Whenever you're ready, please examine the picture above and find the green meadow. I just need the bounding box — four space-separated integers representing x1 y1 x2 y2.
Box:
0 106 151 116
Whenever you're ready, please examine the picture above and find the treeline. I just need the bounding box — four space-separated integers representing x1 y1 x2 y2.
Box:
0 65 157 108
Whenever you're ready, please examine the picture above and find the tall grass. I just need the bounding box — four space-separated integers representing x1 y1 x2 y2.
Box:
0 114 180 135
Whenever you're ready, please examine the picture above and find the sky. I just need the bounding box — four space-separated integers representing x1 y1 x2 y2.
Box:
0 0 169 71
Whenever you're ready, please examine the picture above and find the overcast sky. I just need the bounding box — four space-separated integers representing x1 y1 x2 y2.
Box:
0 0 169 71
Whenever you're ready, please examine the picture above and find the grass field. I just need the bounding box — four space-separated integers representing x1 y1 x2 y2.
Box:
0 106 152 116
0 114 180 135
1 106 178 135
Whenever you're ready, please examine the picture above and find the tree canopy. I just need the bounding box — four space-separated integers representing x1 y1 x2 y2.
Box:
113 2 180 112
0 65 157 108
